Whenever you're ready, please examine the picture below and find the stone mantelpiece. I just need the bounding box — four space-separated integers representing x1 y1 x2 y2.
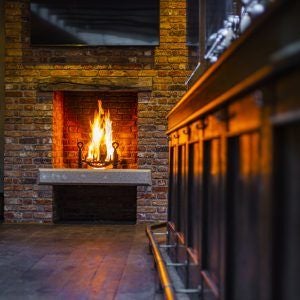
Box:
38 168 152 186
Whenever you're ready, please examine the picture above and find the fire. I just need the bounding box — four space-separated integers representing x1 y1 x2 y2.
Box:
86 100 113 163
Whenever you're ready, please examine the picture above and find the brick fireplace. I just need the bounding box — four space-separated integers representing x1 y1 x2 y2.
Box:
2 0 189 223
40 86 152 223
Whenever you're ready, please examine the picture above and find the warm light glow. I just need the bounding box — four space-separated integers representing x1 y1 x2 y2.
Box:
87 100 113 162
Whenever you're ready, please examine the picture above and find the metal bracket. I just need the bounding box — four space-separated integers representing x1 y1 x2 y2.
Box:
173 132 179 139
175 286 202 294
158 243 177 249
182 127 190 135
153 231 169 236
196 118 208 130
166 261 188 267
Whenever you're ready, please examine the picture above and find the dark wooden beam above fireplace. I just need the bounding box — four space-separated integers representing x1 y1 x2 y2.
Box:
37 77 153 92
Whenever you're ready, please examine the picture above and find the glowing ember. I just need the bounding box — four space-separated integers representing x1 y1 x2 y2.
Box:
86 100 113 163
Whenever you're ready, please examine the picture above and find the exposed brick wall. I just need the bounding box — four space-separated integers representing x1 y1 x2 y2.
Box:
3 0 188 223
53 91 64 168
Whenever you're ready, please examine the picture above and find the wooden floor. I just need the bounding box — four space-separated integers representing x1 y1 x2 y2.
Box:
0 224 162 300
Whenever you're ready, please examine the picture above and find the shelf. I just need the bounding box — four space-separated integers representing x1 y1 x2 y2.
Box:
38 168 152 186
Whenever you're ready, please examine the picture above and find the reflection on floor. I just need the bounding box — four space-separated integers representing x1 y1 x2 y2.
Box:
0 224 163 300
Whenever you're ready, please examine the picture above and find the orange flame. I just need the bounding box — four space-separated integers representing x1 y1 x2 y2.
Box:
86 100 113 162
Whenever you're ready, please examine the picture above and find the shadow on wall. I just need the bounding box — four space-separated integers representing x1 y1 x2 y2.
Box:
0 0 5 221
0 193 3 221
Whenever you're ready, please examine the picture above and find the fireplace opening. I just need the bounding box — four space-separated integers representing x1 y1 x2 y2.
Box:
51 91 140 223
53 91 138 169
53 185 137 223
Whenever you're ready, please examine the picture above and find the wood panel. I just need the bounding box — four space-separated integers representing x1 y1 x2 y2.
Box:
226 132 261 300
273 122 300 300
177 144 188 237
168 145 177 226
187 140 201 252
202 138 222 299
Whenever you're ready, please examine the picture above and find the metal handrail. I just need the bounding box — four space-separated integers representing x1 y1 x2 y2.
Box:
146 222 176 300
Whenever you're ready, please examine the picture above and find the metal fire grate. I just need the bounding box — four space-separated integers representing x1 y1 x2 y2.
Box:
77 141 119 169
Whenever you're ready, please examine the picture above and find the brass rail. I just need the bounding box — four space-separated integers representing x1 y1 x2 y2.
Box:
146 222 176 300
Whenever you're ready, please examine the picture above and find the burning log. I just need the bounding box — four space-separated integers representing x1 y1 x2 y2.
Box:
77 99 119 169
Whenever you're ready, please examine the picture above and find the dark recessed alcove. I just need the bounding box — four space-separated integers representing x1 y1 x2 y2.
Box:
53 185 137 224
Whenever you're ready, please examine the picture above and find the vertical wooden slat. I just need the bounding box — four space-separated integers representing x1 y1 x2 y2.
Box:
226 131 260 300
188 141 201 251
273 122 300 300
202 138 222 299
